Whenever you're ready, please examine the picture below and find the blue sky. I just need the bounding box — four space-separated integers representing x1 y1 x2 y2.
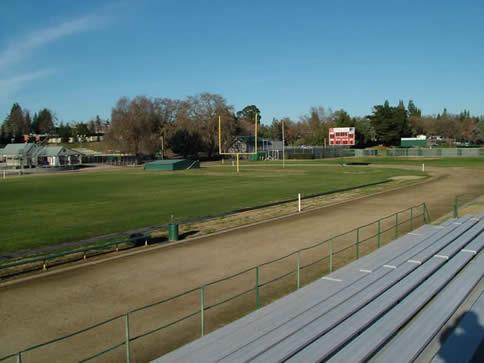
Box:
1 0 483 124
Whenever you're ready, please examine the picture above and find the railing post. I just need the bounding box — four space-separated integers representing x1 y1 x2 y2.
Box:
255 266 260 309
124 313 131 363
200 286 205 337
410 207 414 230
16 352 22 363
329 239 333 273
356 227 360 259
395 213 399 239
296 252 301 289
453 196 458 218
377 220 381 248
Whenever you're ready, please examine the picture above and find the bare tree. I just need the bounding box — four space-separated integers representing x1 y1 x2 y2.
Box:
188 93 234 157
107 96 161 156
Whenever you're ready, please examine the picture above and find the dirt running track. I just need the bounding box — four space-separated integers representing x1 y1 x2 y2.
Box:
0 165 483 362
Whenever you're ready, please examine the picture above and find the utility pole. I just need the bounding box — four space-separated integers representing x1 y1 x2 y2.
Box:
160 129 165 160
282 120 285 168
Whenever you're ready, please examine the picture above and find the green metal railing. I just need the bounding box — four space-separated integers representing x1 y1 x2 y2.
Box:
0 203 428 363
453 192 481 218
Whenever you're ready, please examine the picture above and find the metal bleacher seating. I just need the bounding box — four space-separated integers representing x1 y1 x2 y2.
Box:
153 213 484 363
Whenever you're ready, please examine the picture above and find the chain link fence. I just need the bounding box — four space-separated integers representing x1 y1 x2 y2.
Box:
355 148 484 157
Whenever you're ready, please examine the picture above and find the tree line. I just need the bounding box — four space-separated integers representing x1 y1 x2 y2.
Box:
106 93 260 158
0 103 109 143
259 100 483 147
2 95 483 156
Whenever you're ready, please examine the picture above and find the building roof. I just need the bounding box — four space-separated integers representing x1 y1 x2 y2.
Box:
1 143 82 158
36 146 82 157
1 143 39 156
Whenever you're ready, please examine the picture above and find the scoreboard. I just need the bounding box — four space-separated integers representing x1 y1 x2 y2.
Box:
329 127 355 146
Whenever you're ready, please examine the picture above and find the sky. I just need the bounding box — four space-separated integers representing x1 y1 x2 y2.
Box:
0 0 483 124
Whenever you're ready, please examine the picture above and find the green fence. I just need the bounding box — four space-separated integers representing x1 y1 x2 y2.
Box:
453 192 482 218
355 147 484 158
0 203 429 363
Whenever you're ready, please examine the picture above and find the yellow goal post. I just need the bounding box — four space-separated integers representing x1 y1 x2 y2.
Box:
218 114 258 172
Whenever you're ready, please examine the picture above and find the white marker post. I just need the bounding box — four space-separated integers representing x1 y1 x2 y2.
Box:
422 163 425 172
298 193 301 212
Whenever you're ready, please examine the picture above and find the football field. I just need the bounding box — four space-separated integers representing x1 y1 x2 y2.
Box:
0 162 425 252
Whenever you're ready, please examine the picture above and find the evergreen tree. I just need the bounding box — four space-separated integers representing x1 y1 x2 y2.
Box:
36 108 55 133
57 122 72 143
2 103 29 141
442 108 449 119
333 109 354 127
407 100 422 118
31 112 39 133
368 100 410 145
24 111 32 134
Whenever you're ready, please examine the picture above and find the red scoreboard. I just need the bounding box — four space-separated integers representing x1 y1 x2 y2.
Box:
329 127 355 146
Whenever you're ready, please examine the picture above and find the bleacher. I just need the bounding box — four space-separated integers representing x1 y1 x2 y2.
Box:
153 213 484 363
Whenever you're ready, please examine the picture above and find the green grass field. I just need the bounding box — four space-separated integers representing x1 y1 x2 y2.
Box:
0 163 425 253
262 156 483 168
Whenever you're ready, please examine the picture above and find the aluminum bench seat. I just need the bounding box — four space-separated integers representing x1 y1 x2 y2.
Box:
219 220 480 362
217 221 476 362
265 224 483 363
372 252 484 363
153 216 482 363
430 291 484 363
324 225 483 362
155 223 455 363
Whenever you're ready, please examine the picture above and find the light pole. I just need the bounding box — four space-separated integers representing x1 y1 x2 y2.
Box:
282 120 285 168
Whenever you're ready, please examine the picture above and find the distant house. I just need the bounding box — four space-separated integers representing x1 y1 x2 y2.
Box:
0 143 83 168
22 134 50 143
2 143 41 168
36 146 82 167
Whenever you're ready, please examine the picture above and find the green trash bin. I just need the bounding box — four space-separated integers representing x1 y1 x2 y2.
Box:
168 223 179 241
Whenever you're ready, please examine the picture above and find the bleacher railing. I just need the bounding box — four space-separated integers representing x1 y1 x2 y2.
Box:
0 203 429 363
453 192 482 218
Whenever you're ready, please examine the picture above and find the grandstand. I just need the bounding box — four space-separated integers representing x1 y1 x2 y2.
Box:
154 213 484 363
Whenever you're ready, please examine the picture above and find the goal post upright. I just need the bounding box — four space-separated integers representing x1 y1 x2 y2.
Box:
218 113 258 173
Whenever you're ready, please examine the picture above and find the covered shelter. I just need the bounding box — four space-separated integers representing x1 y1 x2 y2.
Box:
0 143 83 168
1 143 41 168
35 146 82 167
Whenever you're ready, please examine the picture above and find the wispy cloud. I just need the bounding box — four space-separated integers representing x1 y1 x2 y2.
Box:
0 15 106 71
0 70 53 99
0 14 108 104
